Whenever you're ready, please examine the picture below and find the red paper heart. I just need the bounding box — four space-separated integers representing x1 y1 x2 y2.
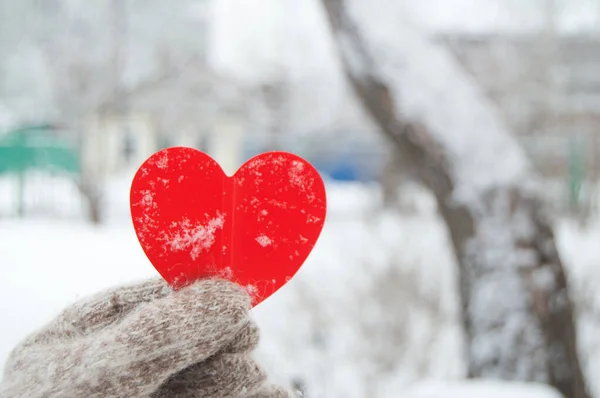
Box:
130 147 327 306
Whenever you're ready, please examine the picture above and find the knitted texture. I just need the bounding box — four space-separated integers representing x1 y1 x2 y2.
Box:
0 278 291 398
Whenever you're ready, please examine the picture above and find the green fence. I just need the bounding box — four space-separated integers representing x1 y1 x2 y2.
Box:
0 124 80 216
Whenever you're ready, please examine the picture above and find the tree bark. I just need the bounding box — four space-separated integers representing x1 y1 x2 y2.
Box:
78 173 102 225
319 1 589 397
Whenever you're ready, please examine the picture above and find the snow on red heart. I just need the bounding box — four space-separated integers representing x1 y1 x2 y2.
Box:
130 147 327 306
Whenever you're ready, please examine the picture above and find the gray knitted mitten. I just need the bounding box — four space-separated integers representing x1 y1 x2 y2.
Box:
0 278 291 398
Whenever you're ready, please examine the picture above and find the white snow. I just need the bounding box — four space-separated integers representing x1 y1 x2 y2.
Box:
156 155 168 169
255 235 273 247
164 213 226 260
288 160 311 193
139 190 156 209
404 380 563 398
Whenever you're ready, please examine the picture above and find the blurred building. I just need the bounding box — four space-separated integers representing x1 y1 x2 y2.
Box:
440 34 600 138
438 32 600 202
81 65 249 178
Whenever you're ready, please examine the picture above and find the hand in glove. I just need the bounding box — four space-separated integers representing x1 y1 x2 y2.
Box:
0 278 290 398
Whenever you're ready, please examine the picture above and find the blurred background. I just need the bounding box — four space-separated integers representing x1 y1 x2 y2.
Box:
1 1 600 397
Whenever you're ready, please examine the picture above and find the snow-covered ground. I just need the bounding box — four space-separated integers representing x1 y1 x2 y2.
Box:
1 173 599 398
403 380 563 398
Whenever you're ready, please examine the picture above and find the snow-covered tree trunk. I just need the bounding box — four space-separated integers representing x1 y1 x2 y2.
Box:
319 1 589 397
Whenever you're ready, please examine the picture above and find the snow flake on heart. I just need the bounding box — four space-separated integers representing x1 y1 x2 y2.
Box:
256 234 273 247
139 190 157 209
158 211 226 260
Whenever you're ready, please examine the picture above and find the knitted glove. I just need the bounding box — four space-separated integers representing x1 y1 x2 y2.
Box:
0 278 291 398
